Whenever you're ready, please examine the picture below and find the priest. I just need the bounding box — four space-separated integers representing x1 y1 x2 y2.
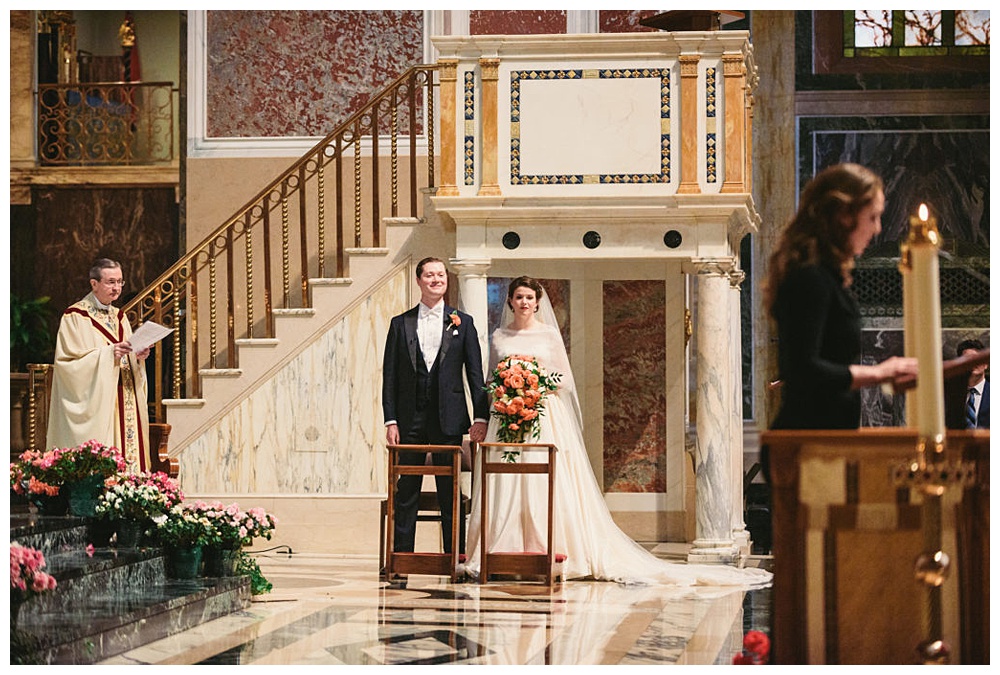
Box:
46 258 152 472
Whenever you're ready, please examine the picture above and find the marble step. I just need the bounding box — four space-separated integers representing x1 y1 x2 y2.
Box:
11 516 252 665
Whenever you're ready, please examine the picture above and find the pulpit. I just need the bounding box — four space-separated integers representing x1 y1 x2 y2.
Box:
761 428 989 664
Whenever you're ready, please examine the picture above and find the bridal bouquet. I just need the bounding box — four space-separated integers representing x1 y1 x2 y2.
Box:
486 354 561 462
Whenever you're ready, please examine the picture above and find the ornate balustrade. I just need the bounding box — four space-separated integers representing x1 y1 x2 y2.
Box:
37 81 177 165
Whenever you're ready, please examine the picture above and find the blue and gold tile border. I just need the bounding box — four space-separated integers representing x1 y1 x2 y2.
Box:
510 68 671 185
464 70 476 186
705 67 717 184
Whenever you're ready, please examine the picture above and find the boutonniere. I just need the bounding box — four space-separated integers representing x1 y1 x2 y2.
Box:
448 310 461 335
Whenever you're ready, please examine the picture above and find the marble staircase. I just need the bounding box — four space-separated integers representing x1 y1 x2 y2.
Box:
162 216 421 453
10 513 251 665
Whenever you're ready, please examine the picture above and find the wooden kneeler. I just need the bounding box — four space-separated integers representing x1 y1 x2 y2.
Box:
384 444 463 583
478 442 561 586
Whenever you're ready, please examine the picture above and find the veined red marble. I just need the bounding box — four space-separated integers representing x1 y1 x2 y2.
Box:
470 10 567 36
598 10 661 34
602 280 666 493
206 10 423 138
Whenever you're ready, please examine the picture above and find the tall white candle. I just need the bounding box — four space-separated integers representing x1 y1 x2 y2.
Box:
904 204 945 439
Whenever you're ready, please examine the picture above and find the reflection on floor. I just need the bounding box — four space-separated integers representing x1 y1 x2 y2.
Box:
100 544 772 666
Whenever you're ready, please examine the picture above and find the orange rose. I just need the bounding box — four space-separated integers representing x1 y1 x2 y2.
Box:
507 374 525 389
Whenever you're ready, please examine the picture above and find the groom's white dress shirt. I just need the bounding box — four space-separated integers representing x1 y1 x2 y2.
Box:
417 301 444 371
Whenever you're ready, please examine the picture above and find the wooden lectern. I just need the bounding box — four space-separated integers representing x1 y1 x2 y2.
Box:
761 428 988 664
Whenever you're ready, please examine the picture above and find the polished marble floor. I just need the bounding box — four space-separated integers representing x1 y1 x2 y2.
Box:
100 544 772 667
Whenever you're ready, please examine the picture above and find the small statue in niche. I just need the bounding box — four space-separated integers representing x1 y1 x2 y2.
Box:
118 15 136 48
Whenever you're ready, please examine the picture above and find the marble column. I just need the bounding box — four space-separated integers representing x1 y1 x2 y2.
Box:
686 258 738 564
719 53 748 194
676 55 701 195
749 10 797 431
450 258 491 371
477 58 501 197
729 269 750 554
436 58 460 197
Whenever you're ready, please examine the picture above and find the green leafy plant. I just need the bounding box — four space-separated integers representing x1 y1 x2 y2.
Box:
10 293 54 372
235 550 273 595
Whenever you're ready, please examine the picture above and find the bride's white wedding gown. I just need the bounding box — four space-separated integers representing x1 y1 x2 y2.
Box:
465 323 772 587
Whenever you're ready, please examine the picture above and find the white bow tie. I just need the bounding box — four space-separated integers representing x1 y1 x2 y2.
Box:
420 306 443 320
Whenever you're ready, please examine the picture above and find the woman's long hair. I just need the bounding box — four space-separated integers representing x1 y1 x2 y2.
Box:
763 163 884 317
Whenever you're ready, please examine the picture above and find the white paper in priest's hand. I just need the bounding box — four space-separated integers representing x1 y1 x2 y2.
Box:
127 321 174 353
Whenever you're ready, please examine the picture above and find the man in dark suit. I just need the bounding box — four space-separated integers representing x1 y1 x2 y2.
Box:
382 257 489 557
957 338 989 429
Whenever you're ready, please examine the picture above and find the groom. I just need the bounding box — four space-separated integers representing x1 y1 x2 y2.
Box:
382 257 489 556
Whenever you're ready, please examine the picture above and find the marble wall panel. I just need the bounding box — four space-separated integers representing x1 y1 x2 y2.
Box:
806 125 990 254
177 267 408 495
598 11 659 33
469 10 567 36
205 10 423 138
32 186 179 332
602 280 666 492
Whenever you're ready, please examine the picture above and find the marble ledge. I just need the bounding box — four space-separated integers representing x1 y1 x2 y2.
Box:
234 338 280 347
308 278 353 286
198 369 243 378
11 164 180 188
344 247 390 256
162 399 207 408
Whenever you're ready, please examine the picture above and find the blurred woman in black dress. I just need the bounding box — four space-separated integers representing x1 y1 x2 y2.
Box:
764 163 917 435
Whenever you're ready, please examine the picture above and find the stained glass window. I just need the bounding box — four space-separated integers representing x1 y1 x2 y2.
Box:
955 10 991 45
847 10 989 56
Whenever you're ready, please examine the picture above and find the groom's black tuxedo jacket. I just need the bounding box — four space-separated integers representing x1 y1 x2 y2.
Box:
382 304 489 438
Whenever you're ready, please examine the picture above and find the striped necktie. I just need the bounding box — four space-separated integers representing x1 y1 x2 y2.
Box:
965 388 978 429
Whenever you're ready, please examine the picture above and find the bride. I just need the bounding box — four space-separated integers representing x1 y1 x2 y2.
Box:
465 276 772 587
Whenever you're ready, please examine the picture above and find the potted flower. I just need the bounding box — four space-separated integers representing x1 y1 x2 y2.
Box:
10 441 125 517
189 501 278 548
187 501 278 576
95 472 184 548
155 505 215 578
10 542 57 627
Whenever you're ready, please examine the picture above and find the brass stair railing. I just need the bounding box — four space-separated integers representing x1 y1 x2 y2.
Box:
123 64 438 422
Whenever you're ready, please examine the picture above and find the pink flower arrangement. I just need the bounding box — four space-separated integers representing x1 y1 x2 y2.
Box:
95 471 184 522
10 440 126 494
186 501 278 548
10 542 57 599
732 630 770 665
121 471 184 505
